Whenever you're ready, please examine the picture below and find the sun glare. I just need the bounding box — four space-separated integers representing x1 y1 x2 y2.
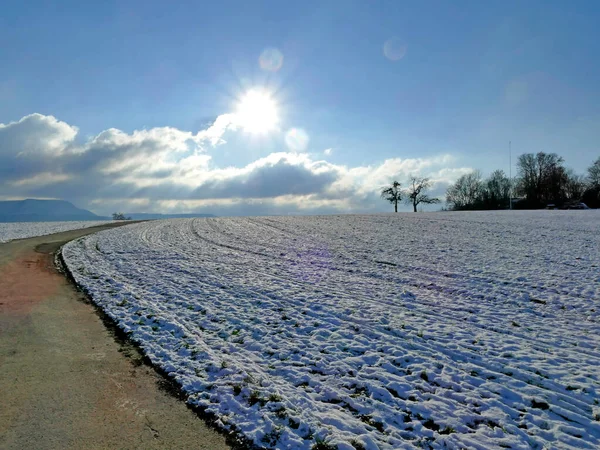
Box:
235 89 279 134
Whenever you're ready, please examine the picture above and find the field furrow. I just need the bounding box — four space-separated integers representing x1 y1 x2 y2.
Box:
63 211 600 449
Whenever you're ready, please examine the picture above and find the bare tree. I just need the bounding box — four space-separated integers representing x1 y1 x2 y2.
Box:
564 169 586 200
380 181 402 212
582 157 600 208
516 152 565 206
483 170 511 209
112 212 130 220
405 176 440 212
446 171 485 210
588 157 600 188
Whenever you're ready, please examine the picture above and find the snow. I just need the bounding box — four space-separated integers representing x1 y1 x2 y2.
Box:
62 211 600 449
0 220 113 243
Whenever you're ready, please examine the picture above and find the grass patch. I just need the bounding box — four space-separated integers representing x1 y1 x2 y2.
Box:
349 440 366 450
350 386 369 398
312 437 338 450
268 393 283 402
359 415 384 432
274 406 288 419
261 427 282 446
248 390 267 407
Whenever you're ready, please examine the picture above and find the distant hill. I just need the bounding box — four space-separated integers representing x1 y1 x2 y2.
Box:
0 199 108 222
126 212 216 220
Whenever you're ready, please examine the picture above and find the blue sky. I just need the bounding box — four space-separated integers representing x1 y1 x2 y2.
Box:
1 0 599 215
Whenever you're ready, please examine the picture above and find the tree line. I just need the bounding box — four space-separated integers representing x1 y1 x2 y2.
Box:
380 154 600 212
446 153 600 210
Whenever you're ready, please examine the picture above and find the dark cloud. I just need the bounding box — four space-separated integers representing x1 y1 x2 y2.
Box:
191 158 339 199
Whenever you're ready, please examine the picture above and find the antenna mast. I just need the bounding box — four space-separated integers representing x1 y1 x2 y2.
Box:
509 141 512 210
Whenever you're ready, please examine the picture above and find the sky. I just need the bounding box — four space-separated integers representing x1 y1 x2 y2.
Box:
1 0 599 215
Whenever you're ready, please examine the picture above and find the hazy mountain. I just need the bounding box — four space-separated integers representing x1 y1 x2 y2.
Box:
0 199 108 222
126 213 215 220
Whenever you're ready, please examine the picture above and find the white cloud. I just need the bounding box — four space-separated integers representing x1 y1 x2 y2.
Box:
0 113 472 214
0 113 78 156
196 113 237 147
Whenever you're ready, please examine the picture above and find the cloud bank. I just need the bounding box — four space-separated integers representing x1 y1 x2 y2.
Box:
0 113 472 215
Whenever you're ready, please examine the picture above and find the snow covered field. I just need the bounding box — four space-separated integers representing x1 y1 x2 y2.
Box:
0 220 113 243
62 211 600 449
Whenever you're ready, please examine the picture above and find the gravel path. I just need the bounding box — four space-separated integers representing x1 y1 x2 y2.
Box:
0 222 231 450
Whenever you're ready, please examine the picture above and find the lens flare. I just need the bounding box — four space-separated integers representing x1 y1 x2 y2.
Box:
259 48 284 72
383 37 408 61
285 128 309 152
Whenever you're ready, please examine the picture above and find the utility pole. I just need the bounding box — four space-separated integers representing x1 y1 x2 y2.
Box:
509 141 512 210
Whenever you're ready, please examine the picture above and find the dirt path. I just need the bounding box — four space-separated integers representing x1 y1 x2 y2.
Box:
0 223 231 449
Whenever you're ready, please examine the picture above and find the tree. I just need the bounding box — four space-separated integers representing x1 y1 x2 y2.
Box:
112 212 129 220
482 170 511 209
515 152 566 207
564 169 586 200
582 186 600 208
582 157 600 208
404 176 440 212
446 171 485 210
587 157 600 188
380 181 402 212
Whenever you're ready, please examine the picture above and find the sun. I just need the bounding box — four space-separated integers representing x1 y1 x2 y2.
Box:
235 89 279 134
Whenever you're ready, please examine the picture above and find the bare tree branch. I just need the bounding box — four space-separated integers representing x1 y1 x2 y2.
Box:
404 176 440 212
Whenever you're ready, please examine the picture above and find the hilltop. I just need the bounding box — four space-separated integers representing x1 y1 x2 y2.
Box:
0 199 107 222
